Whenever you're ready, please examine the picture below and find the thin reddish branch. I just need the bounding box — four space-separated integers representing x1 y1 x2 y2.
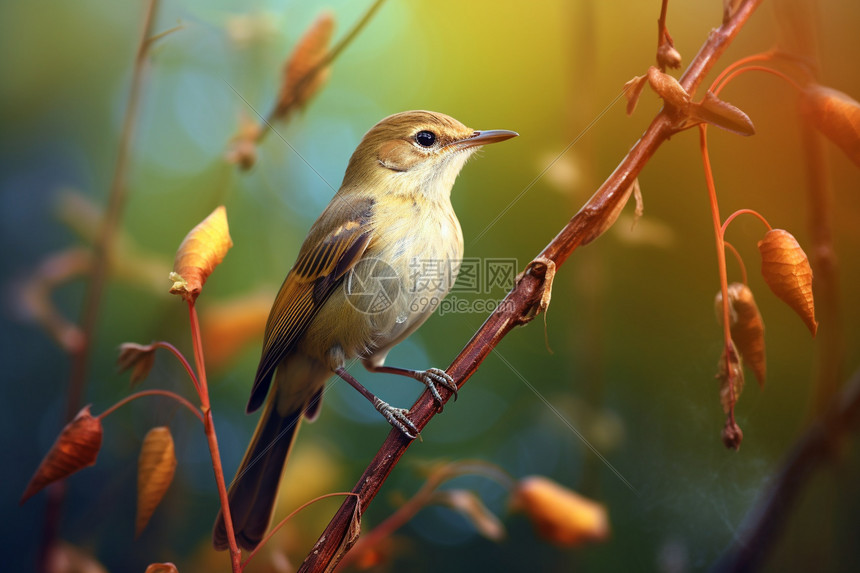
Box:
187 301 242 571
299 1 764 571
97 389 203 423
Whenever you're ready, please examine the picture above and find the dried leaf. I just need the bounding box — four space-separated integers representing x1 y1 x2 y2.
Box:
758 229 817 336
716 341 745 416
21 406 103 503
511 476 609 547
117 342 157 386
169 206 233 303
690 91 755 136
202 290 274 369
646 66 691 110
716 283 766 386
624 75 649 116
137 427 177 536
275 11 335 119
800 84 860 167
327 495 362 571
580 179 636 246
433 490 506 542
144 564 178 573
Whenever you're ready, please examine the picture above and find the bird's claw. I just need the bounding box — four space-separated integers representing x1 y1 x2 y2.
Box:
418 368 458 409
374 398 420 440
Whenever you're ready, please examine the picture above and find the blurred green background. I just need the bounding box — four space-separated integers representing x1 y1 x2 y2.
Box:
3 0 860 571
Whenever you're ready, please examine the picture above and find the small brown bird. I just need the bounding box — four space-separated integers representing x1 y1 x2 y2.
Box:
214 110 517 551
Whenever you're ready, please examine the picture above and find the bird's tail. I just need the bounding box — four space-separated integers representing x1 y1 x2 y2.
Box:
213 395 301 551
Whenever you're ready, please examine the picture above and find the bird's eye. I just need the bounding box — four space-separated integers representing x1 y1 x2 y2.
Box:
415 130 436 147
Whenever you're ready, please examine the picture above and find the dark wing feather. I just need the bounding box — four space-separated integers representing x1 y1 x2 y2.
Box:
246 216 372 413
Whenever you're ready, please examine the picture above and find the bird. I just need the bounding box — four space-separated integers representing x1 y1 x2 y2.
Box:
213 110 517 551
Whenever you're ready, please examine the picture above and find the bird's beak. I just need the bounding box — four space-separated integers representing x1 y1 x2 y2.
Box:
447 129 519 150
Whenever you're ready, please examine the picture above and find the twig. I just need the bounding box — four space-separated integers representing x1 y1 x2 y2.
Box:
187 301 242 571
709 367 860 573
298 1 765 571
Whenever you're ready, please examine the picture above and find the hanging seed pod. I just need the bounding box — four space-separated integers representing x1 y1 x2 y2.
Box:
21 406 103 503
136 427 177 536
800 84 860 167
758 229 817 336
715 283 766 386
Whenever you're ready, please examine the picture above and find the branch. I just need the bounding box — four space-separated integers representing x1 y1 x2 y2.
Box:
709 367 860 573
299 1 765 571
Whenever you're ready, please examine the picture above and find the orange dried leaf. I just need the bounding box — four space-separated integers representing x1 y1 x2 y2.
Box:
691 91 755 136
716 283 766 386
716 341 744 416
433 489 506 542
511 476 609 547
169 206 233 303
800 84 860 167
276 11 335 118
624 75 648 116
117 342 156 386
758 229 817 336
21 406 103 503
137 427 177 536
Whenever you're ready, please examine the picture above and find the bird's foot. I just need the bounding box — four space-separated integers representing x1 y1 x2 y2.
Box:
415 368 458 408
373 398 420 440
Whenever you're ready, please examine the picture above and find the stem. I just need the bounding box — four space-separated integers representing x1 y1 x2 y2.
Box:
152 340 201 396
714 65 803 96
97 389 203 423
709 51 778 92
65 0 159 421
720 208 773 237
723 241 749 286
299 2 765 570
243 492 359 569
187 300 242 571
700 125 736 422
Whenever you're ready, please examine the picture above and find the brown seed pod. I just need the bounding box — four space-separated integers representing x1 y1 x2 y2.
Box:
716 283 766 386
758 229 817 336
21 406 103 503
169 206 233 304
800 84 860 167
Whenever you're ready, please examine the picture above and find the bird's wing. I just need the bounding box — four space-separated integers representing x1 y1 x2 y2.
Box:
246 203 374 413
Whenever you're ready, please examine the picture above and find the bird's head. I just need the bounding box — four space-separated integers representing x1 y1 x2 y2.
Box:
342 110 517 199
